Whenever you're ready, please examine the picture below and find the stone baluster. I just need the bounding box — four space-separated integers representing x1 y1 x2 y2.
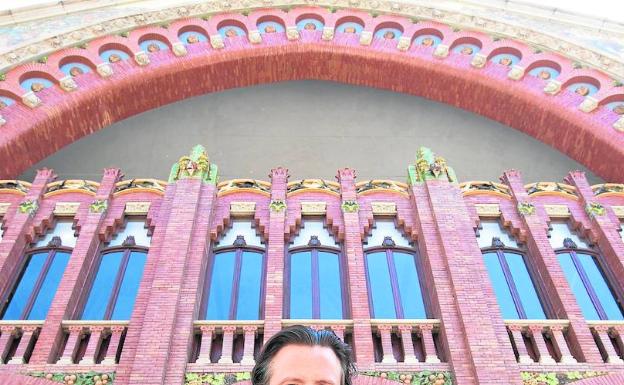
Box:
218 326 236 364
330 325 346 342
80 326 105 365
508 325 533 364
195 326 214 365
594 326 623 364
549 325 577 364
377 325 396 364
57 326 84 364
420 324 441 364
240 326 257 365
101 326 125 365
0 326 16 363
8 326 38 364
613 326 624 361
528 325 555 364
399 325 418 363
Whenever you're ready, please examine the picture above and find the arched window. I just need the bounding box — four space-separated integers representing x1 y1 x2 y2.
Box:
203 219 265 320
550 221 623 321
287 218 345 319
1 219 76 320
477 220 546 320
364 218 427 319
81 218 150 320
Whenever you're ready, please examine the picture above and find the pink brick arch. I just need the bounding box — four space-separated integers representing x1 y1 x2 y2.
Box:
0 373 59 385
570 373 624 385
0 7 623 181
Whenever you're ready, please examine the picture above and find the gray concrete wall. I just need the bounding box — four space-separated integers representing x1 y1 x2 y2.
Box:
20 80 601 184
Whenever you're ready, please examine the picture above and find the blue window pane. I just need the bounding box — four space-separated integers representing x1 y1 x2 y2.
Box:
82 252 124 320
111 252 147 320
206 251 236 319
318 251 343 319
558 253 601 320
236 251 263 320
28 252 70 320
393 252 427 319
290 252 313 319
483 252 519 319
366 252 396 318
577 253 624 320
2 253 47 320
505 253 546 319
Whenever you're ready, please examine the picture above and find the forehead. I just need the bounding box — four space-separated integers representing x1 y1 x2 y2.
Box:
269 344 342 385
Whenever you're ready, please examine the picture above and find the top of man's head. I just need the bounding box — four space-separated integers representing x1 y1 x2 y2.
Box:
251 326 355 385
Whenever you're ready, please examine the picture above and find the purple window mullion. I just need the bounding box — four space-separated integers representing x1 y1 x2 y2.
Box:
385 249 404 319
496 250 527 319
21 250 56 319
229 248 244 320
311 249 320 319
259 251 268 320
363 253 376 319
103 249 132 320
569 251 608 320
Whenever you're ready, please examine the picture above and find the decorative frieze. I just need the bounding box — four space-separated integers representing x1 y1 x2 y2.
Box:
301 201 326 215
125 201 151 215
475 203 500 217
230 201 256 216
53 202 80 216
371 201 397 215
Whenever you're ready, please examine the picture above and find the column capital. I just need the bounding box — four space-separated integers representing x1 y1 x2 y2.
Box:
222 325 238 333
336 168 357 182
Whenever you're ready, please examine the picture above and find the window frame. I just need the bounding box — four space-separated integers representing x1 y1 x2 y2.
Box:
80 241 149 320
201 243 267 320
1 237 72 320
481 242 548 320
285 242 349 320
554 239 624 321
364 242 428 320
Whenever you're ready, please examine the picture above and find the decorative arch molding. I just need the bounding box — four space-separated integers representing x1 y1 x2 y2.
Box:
0 6 623 181
0 373 59 385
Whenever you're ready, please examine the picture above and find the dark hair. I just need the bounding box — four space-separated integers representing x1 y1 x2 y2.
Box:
252 325 356 385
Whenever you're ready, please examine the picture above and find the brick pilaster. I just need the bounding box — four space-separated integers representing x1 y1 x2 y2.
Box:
30 168 123 364
263 167 288 342
410 179 521 385
501 170 603 363
336 168 374 365
119 177 214 385
0 169 56 297
564 171 624 297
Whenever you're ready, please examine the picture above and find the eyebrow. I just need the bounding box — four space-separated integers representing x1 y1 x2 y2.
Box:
278 378 336 385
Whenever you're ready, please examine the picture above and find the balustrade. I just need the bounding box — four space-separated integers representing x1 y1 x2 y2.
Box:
57 320 128 365
370 319 442 364
506 320 577 364
0 321 43 364
587 321 624 364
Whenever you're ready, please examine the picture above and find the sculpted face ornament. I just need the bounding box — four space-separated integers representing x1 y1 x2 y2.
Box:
499 57 512 66
344 26 356 34
264 25 276 33
614 104 624 115
186 34 200 44
225 28 238 37
147 43 160 53
383 31 395 40
108 54 122 63
69 66 84 77
0 101 7 110
460 46 473 55
31 82 45 93
304 23 316 30
421 37 434 47
575 86 590 96
538 70 551 80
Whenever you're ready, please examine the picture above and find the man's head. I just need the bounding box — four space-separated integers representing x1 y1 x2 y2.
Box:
252 326 355 385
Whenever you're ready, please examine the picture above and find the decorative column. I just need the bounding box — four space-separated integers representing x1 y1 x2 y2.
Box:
116 145 218 385
241 326 258 365
549 325 577 364
30 168 123 364
101 325 125 365
56 325 84 365
263 167 289 342
0 169 56 297
399 325 417 363
501 169 603 363
336 168 375 365
565 171 624 296
420 324 441 364
508 325 533 364
80 326 105 365
195 326 215 365
7 325 39 364
528 325 555 364
408 148 521 385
